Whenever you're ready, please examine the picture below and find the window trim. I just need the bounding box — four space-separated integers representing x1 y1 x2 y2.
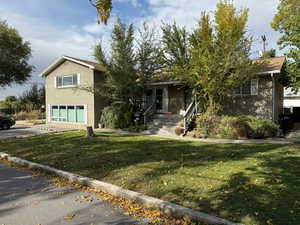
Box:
49 104 87 124
233 79 259 96
55 73 80 88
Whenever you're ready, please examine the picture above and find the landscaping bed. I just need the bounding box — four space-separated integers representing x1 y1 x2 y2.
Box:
0 132 299 225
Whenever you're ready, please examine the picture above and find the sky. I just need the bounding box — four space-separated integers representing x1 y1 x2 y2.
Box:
0 0 283 100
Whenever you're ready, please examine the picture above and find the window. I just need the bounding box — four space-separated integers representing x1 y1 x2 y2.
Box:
234 79 259 96
56 74 79 88
50 105 85 123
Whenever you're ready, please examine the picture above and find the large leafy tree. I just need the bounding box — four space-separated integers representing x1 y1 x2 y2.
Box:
162 0 261 113
0 20 33 87
272 0 300 90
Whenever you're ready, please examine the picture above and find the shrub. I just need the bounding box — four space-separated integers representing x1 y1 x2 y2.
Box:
193 114 279 139
124 125 147 133
246 116 279 138
196 112 220 136
99 103 133 129
218 116 251 139
13 110 44 120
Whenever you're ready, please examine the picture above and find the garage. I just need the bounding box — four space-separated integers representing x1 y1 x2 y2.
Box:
292 107 300 122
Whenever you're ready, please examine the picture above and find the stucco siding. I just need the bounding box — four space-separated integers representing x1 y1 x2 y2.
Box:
223 77 273 120
45 60 95 128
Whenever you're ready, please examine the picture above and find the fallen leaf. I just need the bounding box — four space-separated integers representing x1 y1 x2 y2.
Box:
64 214 76 220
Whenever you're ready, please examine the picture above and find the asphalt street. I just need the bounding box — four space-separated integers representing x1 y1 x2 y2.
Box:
0 163 149 225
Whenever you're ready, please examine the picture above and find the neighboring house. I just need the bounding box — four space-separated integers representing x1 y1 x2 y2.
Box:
284 88 300 122
41 55 285 131
41 56 106 129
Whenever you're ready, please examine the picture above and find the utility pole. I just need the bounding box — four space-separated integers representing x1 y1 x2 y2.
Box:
261 35 267 54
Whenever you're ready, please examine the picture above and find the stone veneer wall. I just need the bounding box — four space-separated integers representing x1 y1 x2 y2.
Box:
223 77 273 120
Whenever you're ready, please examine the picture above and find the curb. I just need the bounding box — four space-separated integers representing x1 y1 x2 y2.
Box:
0 152 243 225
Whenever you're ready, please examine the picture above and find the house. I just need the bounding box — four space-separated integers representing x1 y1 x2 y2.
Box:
41 55 285 132
144 57 285 122
284 88 300 122
41 56 106 129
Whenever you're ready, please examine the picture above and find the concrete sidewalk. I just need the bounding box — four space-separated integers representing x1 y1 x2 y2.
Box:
96 128 298 144
0 162 149 225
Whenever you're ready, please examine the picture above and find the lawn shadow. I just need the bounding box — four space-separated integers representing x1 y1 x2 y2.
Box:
0 132 298 225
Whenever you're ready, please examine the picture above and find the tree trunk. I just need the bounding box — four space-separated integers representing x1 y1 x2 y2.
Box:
86 126 95 137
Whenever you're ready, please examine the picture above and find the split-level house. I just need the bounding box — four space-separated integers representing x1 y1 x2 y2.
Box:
41 56 285 132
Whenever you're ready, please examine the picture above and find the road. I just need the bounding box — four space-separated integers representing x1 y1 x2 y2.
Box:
0 163 149 225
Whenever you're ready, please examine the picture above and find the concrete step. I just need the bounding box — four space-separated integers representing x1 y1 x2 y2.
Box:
146 114 182 136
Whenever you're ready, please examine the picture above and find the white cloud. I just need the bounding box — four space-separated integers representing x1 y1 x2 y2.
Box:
142 0 282 56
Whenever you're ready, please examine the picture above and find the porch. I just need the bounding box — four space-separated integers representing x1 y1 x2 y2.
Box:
144 81 192 115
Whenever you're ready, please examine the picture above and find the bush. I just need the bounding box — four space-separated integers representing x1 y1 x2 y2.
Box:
196 112 220 136
99 103 133 129
124 125 147 133
218 116 251 139
247 116 279 138
193 114 279 139
13 110 44 120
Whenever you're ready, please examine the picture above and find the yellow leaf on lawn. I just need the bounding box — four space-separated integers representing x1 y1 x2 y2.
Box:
64 214 76 220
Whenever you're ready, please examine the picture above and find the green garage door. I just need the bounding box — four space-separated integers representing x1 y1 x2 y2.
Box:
59 106 67 122
67 106 76 123
51 105 85 124
52 106 59 121
76 106 85 123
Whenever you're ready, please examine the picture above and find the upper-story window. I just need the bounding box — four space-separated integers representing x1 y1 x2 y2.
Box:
234 79 259 96
56 74 79 88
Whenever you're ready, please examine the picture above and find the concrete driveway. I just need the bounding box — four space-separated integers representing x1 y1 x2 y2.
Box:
0 163 149 225
0 125 50 139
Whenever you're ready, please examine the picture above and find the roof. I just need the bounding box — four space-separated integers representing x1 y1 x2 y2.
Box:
40 56 105 77
257 56 286 74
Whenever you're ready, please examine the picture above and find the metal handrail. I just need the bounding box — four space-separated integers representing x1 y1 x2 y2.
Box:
143 102 155 124
183 95 200 135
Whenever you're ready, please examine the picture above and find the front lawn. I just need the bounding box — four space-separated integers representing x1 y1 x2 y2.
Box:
0 132 299 225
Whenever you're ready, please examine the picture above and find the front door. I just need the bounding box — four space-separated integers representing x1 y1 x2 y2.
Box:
156 88 168 113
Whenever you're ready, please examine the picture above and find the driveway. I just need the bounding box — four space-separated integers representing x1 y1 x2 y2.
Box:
0 162 149 225
0 125 75 139
0 125 49 139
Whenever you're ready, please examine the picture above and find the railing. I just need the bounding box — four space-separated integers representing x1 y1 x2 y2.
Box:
183 96 200 136
143 101 156 125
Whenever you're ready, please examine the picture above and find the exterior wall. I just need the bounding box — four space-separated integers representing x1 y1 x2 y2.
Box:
168 86 185 114
274 80 284 121
94 70 108 128
45 60 95 129
223 76 273 120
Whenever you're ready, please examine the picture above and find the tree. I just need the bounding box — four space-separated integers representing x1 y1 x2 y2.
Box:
262 49 276 58
136 23 164 85
272 0 300 89
19 83 45 111
1 96 18 114
0 20 33 87
94 19 138 104
89 0 113 25
162 0 261 113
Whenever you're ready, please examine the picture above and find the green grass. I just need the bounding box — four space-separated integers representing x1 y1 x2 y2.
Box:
0 132 299 225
